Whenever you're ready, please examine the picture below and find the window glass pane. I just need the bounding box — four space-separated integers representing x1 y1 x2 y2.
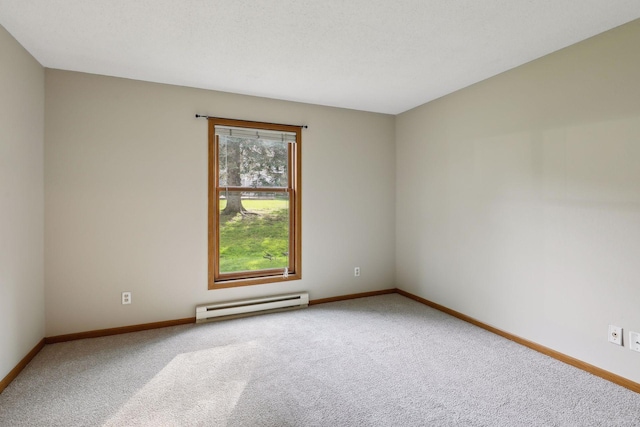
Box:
218 130 289 188
219 191 290 274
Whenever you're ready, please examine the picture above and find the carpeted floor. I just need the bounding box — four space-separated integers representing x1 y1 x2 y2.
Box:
1 294 639 426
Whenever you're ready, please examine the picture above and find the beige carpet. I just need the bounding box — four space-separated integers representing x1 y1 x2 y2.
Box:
104 342 261 426
1 294 639 426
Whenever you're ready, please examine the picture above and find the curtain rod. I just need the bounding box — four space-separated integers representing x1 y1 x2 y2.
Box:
195 114 308 129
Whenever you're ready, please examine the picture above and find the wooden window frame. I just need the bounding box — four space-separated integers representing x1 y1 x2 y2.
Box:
208 118 302 289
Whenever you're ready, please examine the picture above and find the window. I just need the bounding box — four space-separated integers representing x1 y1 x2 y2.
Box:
208 118 302 289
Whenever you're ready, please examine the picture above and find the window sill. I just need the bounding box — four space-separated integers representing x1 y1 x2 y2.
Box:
209 273 301 290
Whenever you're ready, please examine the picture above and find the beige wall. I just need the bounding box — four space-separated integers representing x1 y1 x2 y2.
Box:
45 70 395 336
0 25 45 380
396 20 640 383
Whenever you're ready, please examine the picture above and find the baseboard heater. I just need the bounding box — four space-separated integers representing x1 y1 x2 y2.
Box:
196 292 309 323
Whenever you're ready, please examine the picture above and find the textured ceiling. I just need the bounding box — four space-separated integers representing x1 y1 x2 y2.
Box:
1 1 639 114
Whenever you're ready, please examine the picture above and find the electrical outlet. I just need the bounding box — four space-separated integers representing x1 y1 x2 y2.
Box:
629 331 640 353
122 292 132 305
354 267 360 277
608 325 622 346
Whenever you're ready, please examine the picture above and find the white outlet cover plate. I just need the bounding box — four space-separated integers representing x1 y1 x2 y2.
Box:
608 325 623 346
629 331 640 352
